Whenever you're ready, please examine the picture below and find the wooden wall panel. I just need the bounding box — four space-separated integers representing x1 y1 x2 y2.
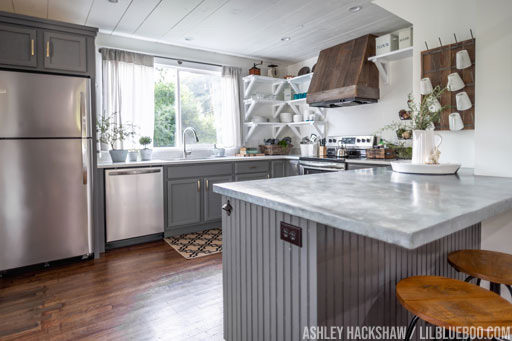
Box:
421 38 475 130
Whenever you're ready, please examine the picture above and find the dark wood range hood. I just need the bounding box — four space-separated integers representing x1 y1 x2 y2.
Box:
307 34 380 108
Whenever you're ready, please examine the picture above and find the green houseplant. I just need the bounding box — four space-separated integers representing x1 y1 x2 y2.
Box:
97 113 136 163
139 136 153 161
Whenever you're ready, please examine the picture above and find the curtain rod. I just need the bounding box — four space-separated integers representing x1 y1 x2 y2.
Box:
98 46 230 68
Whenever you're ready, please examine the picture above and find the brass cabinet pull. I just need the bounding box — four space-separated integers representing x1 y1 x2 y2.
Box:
197 180 201 192
206 179 209 192
31 39 35 56
46 41 50 57
267 173 270 179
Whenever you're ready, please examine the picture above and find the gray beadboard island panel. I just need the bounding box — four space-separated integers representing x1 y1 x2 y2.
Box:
214 167 512 249
222 197 481 341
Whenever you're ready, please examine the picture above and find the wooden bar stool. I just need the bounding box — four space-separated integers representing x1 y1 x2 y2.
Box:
397 276 512 341
448 250 512 297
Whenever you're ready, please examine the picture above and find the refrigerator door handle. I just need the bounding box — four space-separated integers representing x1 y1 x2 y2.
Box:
82 139 90 185
80 91 86 139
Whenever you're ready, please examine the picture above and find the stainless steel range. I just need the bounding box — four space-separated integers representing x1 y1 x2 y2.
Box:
299 135 376 174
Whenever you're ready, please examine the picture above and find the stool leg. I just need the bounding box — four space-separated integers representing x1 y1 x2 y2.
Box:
404 315 419 341
464 275 474 283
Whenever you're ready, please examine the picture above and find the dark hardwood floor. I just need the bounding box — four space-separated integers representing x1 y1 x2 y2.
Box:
0 241 223 340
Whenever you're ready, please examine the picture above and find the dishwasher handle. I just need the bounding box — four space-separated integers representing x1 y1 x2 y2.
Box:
108 168 162 176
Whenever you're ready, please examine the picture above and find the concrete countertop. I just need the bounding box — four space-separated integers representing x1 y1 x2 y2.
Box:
97 155 396 168
213 168 512 249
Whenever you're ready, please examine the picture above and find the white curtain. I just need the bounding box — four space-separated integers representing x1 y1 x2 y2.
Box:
100 48 154 149
216 66 242 148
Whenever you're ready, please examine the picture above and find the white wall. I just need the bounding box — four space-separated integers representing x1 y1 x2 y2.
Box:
283 56 412 141
374 0 512 256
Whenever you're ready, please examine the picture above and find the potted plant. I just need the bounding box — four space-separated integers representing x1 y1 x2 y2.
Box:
378 86 448 164
139 136 153 161
97 113 136 163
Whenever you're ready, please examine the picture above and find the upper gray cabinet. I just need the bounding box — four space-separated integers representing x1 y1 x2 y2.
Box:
0 23 37 67
0 12 97 76
43 31 87 73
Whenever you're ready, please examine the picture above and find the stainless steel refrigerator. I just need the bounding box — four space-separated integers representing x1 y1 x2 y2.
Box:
0 70 93 271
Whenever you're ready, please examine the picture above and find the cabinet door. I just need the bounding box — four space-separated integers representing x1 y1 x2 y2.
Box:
167 178 202 227
235 172 269 182
43 31 87 72
285 160 300 176
271 160 285 178
204 175 233 222
0 24 37 67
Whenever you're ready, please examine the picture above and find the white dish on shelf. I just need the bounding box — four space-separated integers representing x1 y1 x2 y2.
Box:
391 161 461 175
280 112 293 123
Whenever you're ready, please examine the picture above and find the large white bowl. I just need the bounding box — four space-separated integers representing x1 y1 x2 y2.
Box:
391 161 461 175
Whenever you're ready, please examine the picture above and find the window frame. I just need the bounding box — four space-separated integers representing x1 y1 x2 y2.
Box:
153 60 222 151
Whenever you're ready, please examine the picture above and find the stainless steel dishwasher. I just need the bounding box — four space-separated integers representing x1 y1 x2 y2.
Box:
105 167 164 242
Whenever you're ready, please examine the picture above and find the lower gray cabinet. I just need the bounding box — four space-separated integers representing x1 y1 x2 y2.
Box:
271 160 285 178
167 178 202 227
204 175 233 222
235 172 269 182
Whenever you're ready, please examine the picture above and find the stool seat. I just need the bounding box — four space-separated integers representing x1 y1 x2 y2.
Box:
448 249 512 285
397 276 512 338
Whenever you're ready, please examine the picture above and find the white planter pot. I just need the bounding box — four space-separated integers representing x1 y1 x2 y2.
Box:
140 148 153 161
128 151 138 162
411 130 442 164
109 150 128 163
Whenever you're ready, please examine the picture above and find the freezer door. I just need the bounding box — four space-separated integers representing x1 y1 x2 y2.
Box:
0 139 92 271
0 70 91 138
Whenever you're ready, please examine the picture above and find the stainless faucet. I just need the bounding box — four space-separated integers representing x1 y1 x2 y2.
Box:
183 127 199 158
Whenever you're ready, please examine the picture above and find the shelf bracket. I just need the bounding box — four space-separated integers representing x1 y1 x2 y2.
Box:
272 82 285 96
272 103 286 118
244 124 258 143
288 81 301 94
312 122 325 138
287 125 302 138
312 107 326 119
274 125 286 138
288 103 302 116
244 78 256 98
372 61 389 84
244 100 257 121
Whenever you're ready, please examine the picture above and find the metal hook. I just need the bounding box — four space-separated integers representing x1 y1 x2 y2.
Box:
424 41 429 50
438 37 442 47
454 33 458 44
470 29 474 40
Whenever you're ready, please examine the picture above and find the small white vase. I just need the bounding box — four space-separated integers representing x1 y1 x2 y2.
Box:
412 130 442 164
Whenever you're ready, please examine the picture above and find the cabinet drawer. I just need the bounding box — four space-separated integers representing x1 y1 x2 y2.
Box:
235 172 269 182
167 162 232 179
235 161 270 174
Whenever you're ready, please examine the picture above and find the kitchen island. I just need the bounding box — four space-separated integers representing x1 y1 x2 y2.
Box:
213 168 512 341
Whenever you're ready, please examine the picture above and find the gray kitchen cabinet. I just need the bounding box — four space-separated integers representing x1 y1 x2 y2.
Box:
271 160 285 178
167 178 202 227
0 23 37 67
285 160 300 176
43 31 87 73
204 175 233 222
235 172 269 182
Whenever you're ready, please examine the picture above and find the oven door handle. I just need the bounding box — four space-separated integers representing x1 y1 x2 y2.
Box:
301 166 343 173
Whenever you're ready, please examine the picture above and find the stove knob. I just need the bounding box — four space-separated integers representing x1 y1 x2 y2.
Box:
356 139 361 143
328 139 333 143
365 138 370 143
332 138 337 143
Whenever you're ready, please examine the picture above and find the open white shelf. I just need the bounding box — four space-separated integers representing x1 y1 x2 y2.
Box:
243 121 325 143
287 73 313 93
243 98 286 120
243 75 287 98
368 47 413 84
286 98 326 119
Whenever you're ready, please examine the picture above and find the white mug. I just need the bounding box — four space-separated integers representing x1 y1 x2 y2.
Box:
449 112 464 131
293 114 303 123
428 98 442 113
456 91 472 111
412 130 442 164
447 73 465 91
420 78 433 95
456 50 472 69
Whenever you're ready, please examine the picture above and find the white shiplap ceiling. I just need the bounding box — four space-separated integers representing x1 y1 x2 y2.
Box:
0 0 410 62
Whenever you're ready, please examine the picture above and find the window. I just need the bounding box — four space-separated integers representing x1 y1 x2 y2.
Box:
153 64 221 148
